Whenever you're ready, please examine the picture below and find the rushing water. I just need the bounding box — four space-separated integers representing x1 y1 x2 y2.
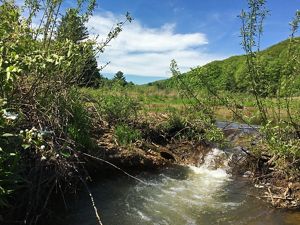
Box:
66 148 300 225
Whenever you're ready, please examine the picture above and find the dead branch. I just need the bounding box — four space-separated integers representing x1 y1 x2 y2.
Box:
81 152 149 185
79 176 103 225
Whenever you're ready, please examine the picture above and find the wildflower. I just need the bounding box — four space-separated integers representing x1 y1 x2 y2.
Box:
40 145 45 150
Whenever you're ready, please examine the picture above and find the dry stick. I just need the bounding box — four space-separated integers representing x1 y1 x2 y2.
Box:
268 187 275 206
261 195 294 200
79 177 103 225
72 162 103 225
171 126 192 141
240 147 258 159
82 152 149 185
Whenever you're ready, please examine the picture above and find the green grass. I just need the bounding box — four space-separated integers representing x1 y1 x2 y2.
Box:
114 124 141 146
80 86 300 125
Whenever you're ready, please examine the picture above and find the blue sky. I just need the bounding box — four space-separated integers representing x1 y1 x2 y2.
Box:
87 0 299 84
17 0 300 84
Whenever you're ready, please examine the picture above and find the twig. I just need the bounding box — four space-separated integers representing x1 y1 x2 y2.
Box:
268 187 275 205
240 147 257 159
261 195 294 200
79 177 103 225
81 152 149 185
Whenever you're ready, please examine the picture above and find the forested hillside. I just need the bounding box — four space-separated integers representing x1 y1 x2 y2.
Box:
151 37 300 96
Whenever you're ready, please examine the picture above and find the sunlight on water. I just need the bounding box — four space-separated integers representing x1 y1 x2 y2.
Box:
66 148 300 225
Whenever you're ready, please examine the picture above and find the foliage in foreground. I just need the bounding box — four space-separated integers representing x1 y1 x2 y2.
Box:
238 0 300 159
0 0 131 224
170 0 300 166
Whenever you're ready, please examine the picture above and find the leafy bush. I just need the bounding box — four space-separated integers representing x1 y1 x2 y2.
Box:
238 0 300 159
158 109 224 143
0 99 22 208
114 124 141 146
0 0 132 223
97 95 140 124
163 111 186 134
65 89 94 150
261 122 300 157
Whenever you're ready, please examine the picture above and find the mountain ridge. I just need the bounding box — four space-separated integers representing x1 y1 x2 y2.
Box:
148 37 300 95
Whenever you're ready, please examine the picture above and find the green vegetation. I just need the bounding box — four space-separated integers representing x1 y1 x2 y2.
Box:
237 1 300 159
83 88 140 123
57 7 102 87
0 0 132 223
152 37 300 96
167 0 300 185
0 0 299 223
114 124 141 146
113 71 128 86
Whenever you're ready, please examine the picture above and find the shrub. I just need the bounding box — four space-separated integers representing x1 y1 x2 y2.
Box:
65 89 94 150
97 95 140 124
0 0 132 223
0 99 22 208
158 109 224 143
114 124 141 146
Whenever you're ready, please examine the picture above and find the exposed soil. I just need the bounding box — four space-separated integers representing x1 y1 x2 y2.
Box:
85 113 300 210
224 126 300 209
85 126 210 174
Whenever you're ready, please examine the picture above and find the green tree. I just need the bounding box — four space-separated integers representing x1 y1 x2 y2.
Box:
57 8 101 87
113 71 127 86
57 8 88 43
78 44 103 88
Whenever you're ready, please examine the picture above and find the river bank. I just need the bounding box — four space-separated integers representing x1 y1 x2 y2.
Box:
1 112 299 225
218 121 300 209
81 115 300 215
63 129 300 225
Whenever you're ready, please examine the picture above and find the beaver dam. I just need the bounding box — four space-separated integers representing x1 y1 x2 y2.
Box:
64 145 300 225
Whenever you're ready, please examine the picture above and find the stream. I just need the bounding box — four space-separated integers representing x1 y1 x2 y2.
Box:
66 147 300 225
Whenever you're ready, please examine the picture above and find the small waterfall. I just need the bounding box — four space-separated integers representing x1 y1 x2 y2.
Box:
66 147 297 225
188 148 230 179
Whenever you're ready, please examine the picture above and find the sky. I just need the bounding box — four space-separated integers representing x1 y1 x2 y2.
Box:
17 0 300 84
86 0 299 84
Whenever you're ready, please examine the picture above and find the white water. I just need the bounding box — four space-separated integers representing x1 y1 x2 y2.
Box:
120 148 232 224
66 148 299 225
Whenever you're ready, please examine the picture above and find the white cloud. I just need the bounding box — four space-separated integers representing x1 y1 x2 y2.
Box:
87 11 227 77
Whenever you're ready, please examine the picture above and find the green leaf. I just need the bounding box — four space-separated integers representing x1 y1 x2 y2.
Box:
21 144 31 149
60 150 71 158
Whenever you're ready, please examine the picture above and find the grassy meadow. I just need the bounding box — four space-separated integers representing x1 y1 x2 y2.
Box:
81 85 300 125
